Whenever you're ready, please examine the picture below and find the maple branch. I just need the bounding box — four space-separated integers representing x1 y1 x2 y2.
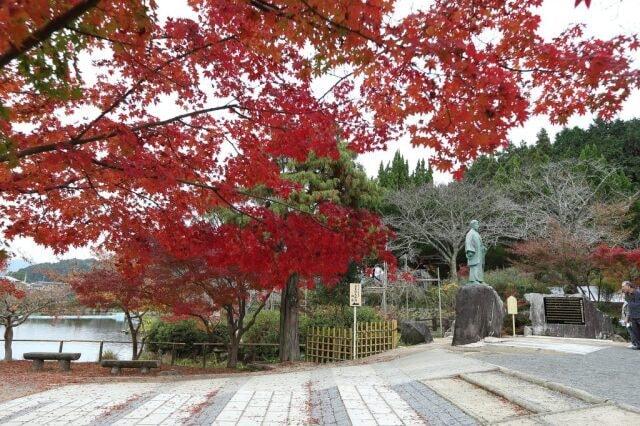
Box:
318 71 355 101
70 39 233 146
64 25 137 47
0 104 238 163
0 0 100 70
10 177 82 194
498 63 558 74
297 0 381 47
240 293 269 334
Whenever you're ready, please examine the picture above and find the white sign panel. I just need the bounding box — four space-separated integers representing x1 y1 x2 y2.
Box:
350 283 362 307
507 296 518 315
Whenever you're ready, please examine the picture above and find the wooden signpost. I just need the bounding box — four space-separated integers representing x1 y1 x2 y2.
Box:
350 283 362 359
507 296 518 337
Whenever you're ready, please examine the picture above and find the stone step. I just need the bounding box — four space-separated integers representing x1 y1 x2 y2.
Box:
496 404 640 425
424 377 530 423
460 370 590 413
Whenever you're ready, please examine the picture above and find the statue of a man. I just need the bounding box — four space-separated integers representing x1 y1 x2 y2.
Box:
465 220 486 284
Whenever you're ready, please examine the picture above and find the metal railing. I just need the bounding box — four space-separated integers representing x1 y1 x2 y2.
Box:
2 339 310 367
0 339 186 365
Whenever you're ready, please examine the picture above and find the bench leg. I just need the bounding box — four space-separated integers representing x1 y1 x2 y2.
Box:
31 359 44 371
140 366 150 374
110 366 121 375
58 360 71 372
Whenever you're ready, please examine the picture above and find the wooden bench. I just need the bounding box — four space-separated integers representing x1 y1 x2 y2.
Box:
100 360 160 375
23 352 81 372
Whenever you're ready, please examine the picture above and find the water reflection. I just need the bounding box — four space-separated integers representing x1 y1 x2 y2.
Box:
0 314 134 361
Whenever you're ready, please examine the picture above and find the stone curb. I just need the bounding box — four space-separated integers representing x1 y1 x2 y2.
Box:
458 373 543 414
489 403 621 425
495 367 606 404
492 366 640 418
614 401 640 415
426 365 640 424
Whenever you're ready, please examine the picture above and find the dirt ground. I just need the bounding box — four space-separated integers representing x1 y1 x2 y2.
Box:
0 361 238 403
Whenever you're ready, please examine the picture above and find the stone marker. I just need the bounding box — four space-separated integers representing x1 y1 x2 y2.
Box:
399 320 434 345
524 293 614 339
452 284 505 345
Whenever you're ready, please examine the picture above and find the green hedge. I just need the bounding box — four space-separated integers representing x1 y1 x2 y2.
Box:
145 307 386 362
301 305 382 332
146 319 212 357
243 310 280 361
241 306 384 361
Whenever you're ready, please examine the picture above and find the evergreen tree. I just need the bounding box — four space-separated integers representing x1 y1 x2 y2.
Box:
411 159 434 186
376 151 433 189
535 128 552 152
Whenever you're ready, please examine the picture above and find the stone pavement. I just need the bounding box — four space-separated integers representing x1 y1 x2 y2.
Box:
1 338 639 425
466 335 640 410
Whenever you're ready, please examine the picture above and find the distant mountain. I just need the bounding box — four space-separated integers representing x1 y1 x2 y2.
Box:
8 258 96 282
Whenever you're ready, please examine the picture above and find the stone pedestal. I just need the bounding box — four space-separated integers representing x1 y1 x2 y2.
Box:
32 359 44 371
399 320 434 345
452 284 505 346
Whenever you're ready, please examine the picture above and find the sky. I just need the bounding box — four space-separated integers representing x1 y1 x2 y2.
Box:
3 0 640 267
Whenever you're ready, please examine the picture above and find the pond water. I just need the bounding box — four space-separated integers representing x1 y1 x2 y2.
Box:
0 314 134 361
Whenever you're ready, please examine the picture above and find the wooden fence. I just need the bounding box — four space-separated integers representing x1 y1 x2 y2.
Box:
306 320 397 363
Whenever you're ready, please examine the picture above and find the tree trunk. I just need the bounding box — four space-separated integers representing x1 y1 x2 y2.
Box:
279 274 300 362
225 304 244 369
227 336 240 368
449 256 458 282
4 324 13 361
125 311 139 360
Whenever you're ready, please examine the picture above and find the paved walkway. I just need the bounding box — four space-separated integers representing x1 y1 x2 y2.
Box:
467 336 640 410
1 338 639 425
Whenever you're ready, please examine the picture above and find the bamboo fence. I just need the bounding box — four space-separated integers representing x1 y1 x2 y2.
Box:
306 320 397 363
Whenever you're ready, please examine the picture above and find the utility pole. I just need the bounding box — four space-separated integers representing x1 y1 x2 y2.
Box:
403 255 409 316
437 267 443 337
382 262 388 314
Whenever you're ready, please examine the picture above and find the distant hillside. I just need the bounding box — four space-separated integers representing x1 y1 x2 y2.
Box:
8 258 96 282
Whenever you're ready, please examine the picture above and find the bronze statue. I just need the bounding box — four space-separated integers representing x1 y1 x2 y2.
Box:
465 220 486 284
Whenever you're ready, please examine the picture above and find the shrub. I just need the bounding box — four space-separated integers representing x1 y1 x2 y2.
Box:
424 281 459 318
502 311 532 335
207 321 230 345
597 302 630 341
240 306 385 361
100 349 118 361
301 305 382 331
242 310 280 361
300 305 384 347
485 267 549 299
146 319 209 357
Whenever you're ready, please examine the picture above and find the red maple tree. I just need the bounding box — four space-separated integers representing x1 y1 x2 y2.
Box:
591 245 640 285
119 201 391 365
1 0 637 251
69 258 161 359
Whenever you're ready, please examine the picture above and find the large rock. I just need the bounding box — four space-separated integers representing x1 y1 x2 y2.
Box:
399 320 434 345
452 284 504 345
